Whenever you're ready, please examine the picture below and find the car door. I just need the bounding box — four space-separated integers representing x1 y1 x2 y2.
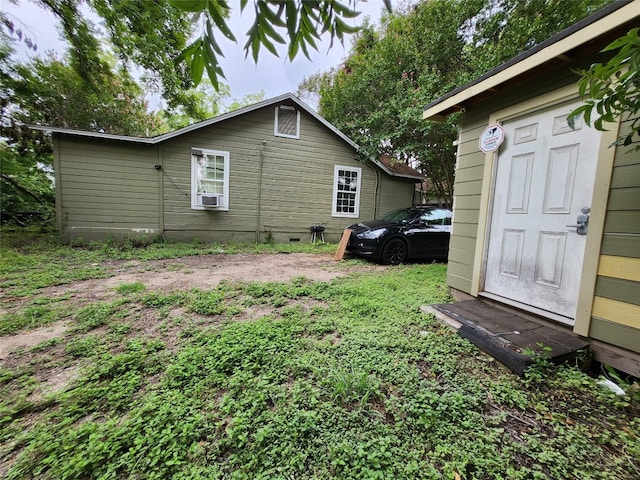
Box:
405 209 452 259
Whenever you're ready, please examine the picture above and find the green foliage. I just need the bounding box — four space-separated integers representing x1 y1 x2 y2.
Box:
169 0 386 88
1 238 639 478
114 281 146 295
0 304 59 335
569 27 640 150
187 289 228 315
467 0 610 75
0 143 55 226
73 302 119 333
29 0 193 106
6 55 161 136
316 0 610 207
325 365 380 407
64 335 104 358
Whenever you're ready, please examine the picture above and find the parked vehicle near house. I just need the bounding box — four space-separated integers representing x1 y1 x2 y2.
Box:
346 206 452 265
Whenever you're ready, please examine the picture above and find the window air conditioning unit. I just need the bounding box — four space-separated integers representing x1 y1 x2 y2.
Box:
198 194 225 207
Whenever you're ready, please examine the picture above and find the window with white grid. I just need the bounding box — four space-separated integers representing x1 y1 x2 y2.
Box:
191 148 230 210
332 165 362 218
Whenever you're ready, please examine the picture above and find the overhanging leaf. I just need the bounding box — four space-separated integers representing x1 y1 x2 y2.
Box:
206 1 236 41
168 0 207 13
191 48 205 85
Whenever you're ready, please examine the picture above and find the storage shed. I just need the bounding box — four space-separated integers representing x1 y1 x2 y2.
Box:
423 1 639 375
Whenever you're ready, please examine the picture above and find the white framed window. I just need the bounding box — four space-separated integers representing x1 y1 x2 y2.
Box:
332 165 362 218
191 148 230 211
274 105 300 139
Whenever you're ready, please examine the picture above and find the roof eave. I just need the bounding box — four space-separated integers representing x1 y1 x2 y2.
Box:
28 125 156 144
29 94 423 180
370 158 424 181
423 0 639 122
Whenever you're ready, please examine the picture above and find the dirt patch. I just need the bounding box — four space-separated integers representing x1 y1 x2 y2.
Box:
0 322 70 362
1 253 384 363
36 253 383 303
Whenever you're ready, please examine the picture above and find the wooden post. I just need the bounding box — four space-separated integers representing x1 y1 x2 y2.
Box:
334 228 351 261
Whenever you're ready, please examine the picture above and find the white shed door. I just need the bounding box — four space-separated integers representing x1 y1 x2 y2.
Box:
483 100 600 322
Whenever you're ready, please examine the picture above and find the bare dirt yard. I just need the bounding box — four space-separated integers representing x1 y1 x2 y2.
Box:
0 253 385 362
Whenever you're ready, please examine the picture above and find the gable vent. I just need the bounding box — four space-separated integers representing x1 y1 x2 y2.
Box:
276 106 299 138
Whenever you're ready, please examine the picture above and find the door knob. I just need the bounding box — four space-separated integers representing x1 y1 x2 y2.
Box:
567 206 590 235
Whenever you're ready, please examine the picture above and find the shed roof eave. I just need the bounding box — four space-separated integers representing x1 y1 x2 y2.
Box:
422 0 639 121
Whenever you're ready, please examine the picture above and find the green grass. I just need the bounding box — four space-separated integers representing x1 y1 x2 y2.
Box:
0 233 638 479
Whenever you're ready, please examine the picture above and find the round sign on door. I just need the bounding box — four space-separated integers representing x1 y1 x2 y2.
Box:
479 124 505 153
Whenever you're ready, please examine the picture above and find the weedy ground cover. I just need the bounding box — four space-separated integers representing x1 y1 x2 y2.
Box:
1 232 639 479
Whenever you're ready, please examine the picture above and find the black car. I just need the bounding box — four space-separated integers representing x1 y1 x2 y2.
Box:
346 206 452 265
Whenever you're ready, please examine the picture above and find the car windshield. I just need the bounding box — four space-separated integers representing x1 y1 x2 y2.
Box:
379 208 424 222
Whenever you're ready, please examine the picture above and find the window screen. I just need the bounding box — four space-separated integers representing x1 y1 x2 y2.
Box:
195 152 225 195
275 106 299 138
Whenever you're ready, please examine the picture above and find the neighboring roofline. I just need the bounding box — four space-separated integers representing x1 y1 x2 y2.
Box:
371 159 423 180
423 0 639 121
375 154 424 181
30 92 423 180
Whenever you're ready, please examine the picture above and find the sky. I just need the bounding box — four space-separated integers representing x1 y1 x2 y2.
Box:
4 0 395 111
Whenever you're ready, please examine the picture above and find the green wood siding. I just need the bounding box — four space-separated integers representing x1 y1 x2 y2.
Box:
377 174 416 216
595 277 640 306
590 317 640 354
593 122 640 343
602 130 640 248
51 102 420 244
158 104 401 243
445 114 486 294
55 138 160 241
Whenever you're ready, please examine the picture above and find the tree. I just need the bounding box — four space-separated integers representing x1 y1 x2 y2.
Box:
466 0 611 75
7 55 161 135
0 39 163 225
158 83 266 131
169 0 390 88
317 0 486 206
569 28 640 150
1 0 388 109
314 0 611 207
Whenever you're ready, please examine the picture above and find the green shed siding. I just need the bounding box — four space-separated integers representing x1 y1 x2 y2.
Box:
591 120 640 350
424 5 640 371
590 318 640 354
55 138 160 241
446 117 485 293
445 72 640 361
444 62 609 296
595 277 640 307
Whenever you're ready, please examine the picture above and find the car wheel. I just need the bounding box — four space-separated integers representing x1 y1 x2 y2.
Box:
381 238 407 265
